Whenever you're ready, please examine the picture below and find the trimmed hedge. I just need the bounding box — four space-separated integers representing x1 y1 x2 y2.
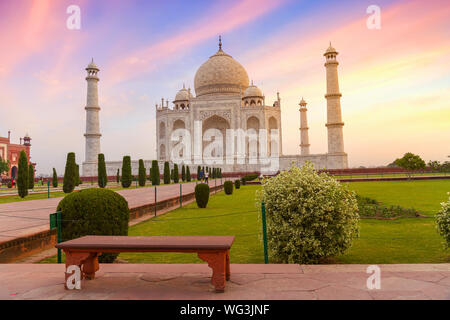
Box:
224 181 233 195
195 183 210 208
164 162 170 184
182 165 186 182
63 152 76 193
28 164 34 189
116 169 120 183
138 159 146 187
173 164 179 183
151 160 160 185
58 188 129 263
121 156 132 188
52 168 58 188
98 153 107 188
235 179 240 189
17 150 28 198
186 166 191 182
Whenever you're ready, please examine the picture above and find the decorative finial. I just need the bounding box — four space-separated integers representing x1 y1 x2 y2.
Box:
219 35 222 50
91 57 94 63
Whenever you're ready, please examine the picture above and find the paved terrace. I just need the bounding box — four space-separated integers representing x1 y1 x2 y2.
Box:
0 264 448 300
0 179 228 242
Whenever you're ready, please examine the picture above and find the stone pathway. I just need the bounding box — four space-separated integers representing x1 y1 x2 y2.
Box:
0 264 448 300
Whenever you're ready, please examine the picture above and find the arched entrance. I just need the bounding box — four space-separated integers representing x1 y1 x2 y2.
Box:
11 166 17 179
202 115 230 161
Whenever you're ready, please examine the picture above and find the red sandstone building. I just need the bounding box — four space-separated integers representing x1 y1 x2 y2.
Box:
0 131 32 179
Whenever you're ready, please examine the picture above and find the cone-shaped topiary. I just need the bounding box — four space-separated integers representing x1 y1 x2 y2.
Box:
75 164 81 186
52 168 58 188
63 152 76 193
17 150 28 198
28 164 35 189
116 169 120 183
235 179 240 189
151 160 160 185
195 183 210 208
121 156 132 188
173 164 179 183
186 166 191 182
138 159 146 187
224 180 233 195
98 153 107 188
197 166 201 180
57 188 130 263
164 161 170 184
181 164 186 181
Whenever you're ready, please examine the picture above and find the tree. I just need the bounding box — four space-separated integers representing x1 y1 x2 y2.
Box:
121 156 132 188
63 152 77 193
186 166 191 182
164 161 170 184
17 150 28 198
151 160 160 185
138 159 146 187
428 160 441 172
28 164 35 189
197 166 201 181
98 153 107 188
75 164 81 186
173 164 179 183
0 157 10 176
394 152 426 177
116 169 120 183
181 164 186 182
52 168 58 188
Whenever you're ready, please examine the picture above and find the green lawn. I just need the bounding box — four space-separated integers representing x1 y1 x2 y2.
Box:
39 180 449 264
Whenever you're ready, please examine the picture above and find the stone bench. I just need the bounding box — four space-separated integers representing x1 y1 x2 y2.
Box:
55 235 234 292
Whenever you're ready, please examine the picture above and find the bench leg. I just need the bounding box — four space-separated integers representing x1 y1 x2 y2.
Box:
226 250 230 281
198 252 226 293
64 251 100 289
82 253 100 280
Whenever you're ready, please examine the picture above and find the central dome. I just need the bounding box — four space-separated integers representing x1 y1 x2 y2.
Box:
194 42 249 97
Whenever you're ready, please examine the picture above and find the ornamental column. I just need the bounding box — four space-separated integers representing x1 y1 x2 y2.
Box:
82 59 102 176
299 98 310 155
324 43 345 154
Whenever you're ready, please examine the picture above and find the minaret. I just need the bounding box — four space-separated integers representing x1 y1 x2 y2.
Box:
83 59 102 177
324 43 345 155
299 98 310 155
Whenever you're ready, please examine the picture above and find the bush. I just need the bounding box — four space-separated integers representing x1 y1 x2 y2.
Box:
98 154 107 188
242 173 258 183
52 168 58 188
164 162 170 184
75 164 81 186
436 193 450 249
121 156 132 188
195 183 210 208
57 188 130 263
138 159 146 187
186 166 191 182
63 153 77 193
116 169 120 183
151 160 160 185
173 164 179 183
197 166 201 180
235 179 240 189
224 181 233 195
259 163 359 264
17 151 29 198
182 165 186 182
28 164 34 189
356 195 419 218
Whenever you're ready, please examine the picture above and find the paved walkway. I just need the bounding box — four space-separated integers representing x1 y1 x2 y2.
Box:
0 264 448 300
0 179 229 243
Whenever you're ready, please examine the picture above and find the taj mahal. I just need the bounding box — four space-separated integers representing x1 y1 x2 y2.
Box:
82 37 348 176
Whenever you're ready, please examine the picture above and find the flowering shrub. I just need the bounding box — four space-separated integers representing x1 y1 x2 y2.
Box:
436 193 450 249
259 163 359 264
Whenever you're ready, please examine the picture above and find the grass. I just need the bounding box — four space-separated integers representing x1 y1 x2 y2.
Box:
39 179 449 264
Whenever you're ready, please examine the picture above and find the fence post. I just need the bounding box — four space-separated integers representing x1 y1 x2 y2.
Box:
261 201 268 264
57 211 62 264
154 186 157 217
47 180 50 199
180 183 182 208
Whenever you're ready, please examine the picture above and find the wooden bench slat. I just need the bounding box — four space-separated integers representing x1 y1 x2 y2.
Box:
56 235 234 251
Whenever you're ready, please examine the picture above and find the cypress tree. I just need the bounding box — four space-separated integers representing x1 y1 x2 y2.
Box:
98 153 107 188
121 156 132 188
197 166 201 180
63 152 76 193
182 164 186 181
164 161 170 184
52 168 58 188
151 160 160 185
17 150 28 198
173 164 179 183
75 164 81 186
28 164 35 189
116 169 120 183
186 166 191 182
138 159 146 187
171 168 174 181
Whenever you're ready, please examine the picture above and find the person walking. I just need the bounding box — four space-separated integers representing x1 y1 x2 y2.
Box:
205 171 209 184
199 169 203 182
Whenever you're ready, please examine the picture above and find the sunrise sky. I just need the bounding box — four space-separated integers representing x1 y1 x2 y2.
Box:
0 0 449 174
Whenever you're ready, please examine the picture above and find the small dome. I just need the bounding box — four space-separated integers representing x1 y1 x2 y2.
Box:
194 38 249 97
174 87 190 101
243 82 263 98
324 42 338 56
86 58 99 70
299 97 307 106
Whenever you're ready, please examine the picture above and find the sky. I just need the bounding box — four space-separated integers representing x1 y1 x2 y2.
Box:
0 0 449 175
